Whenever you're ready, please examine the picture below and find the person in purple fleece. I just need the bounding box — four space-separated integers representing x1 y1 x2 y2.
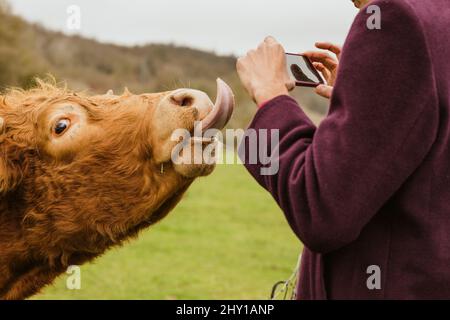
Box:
236 0 450 299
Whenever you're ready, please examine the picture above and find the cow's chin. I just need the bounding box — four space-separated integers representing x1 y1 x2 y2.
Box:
172 140 217 178
173 162 216 178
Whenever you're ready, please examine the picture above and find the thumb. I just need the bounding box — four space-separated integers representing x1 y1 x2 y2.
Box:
315 85 333 99
285 79 296 92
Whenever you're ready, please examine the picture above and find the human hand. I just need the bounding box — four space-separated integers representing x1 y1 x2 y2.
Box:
237 36 295 106
303 42 341 99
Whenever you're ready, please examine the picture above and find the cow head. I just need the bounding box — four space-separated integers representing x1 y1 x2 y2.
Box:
0 79 234 299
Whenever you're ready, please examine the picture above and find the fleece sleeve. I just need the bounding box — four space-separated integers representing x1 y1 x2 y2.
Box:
240 0 439 253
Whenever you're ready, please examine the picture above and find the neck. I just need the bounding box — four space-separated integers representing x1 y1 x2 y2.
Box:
0 164 193 299
0 214 57 299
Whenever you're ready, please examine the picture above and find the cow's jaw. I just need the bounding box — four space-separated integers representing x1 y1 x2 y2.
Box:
172 79 234 178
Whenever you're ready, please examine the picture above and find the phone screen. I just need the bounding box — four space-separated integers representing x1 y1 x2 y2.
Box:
285 53 324 87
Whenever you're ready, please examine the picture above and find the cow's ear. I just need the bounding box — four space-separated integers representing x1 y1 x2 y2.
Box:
0 117 27 194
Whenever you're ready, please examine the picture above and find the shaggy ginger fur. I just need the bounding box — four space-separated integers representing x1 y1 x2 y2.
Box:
0 79 215 299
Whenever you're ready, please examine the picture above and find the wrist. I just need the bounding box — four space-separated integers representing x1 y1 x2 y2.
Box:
254 86 289 106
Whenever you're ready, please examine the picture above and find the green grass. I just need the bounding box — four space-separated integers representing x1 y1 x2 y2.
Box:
34 164 301 300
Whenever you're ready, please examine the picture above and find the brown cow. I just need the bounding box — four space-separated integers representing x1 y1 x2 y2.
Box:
0 78 234 299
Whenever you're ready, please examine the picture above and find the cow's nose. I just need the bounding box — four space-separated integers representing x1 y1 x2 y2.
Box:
170 89 213 120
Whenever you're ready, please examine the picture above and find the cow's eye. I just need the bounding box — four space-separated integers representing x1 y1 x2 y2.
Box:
53 118 71 135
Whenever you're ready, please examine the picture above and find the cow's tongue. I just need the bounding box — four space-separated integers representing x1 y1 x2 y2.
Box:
198 78 235 131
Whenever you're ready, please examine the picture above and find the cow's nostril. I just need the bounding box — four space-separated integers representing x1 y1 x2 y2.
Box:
180 97 194 107
171 91 195 107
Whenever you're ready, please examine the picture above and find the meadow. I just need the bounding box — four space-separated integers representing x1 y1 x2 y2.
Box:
35 164 301 300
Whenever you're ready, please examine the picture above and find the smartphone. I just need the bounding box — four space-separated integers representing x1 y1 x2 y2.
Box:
285 53 325 87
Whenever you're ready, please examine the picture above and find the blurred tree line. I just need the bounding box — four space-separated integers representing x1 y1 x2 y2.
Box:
0 1 45 87
0 1 327 128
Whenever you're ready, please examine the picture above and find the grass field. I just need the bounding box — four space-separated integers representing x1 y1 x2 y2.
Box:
34 164 301 300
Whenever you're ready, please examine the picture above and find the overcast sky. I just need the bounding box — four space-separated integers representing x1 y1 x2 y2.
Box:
9 0 358 56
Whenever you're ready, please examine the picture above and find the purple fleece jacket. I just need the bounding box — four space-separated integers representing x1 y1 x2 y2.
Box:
240 0 450 299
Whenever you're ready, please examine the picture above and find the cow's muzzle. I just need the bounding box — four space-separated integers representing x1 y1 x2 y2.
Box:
169 79 235 131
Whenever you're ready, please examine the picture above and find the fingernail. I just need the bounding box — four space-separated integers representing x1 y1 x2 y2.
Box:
316 85 325 94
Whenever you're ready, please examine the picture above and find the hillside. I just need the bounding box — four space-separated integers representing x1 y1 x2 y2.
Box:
0 5 327 129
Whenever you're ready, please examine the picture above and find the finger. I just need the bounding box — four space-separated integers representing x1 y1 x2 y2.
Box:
315 42 342 59
258 38 271 51
313 62 331 83
236 57 245 71
312 62 326 71
247 49 257 58
315 85 333 99
303 51 336 63
264 35 278 45
315 42 342 55
302 51 338 70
